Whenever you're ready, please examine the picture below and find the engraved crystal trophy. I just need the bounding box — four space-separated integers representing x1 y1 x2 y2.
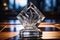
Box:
17 2 45 39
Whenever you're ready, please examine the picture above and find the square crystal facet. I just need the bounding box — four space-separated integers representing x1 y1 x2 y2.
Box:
17 2 45 27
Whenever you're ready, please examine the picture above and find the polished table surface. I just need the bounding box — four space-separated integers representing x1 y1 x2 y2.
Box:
0 19 60 40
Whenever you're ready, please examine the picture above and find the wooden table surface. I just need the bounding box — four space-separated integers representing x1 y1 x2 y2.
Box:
0 20 60 40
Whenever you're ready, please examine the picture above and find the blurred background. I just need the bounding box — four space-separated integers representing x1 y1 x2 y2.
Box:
0 0 60 40
0 0 60 21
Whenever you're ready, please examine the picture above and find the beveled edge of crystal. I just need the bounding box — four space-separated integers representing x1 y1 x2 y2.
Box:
17 2 45 24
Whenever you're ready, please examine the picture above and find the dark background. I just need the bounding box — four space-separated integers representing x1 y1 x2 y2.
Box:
0 0 60 21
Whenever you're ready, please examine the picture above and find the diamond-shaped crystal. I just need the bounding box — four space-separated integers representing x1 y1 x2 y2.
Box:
17 2 45 28
17 2 45 38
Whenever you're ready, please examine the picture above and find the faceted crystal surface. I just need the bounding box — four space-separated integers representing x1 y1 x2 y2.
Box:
17 2 45 27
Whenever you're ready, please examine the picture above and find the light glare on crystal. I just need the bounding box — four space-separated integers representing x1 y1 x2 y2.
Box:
17 2 45 28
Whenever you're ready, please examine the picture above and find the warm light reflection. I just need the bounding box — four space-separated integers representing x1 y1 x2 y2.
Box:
3 3 7 6
42 31 60 39
55 24 60 29
0 32 19 39
5 7 8 10
38 24 55 27
55 24 60 25
0 19 60 39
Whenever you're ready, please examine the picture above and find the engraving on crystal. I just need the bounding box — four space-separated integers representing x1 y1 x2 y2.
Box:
17 2 45 38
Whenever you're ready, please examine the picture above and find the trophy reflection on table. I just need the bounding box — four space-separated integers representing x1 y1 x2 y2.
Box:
17 2 45 40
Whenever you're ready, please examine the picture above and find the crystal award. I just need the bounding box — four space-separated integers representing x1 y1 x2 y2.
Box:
17 2 45 39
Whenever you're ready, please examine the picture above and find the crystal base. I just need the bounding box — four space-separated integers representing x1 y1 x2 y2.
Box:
21 37 42 40
20 28 42 38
